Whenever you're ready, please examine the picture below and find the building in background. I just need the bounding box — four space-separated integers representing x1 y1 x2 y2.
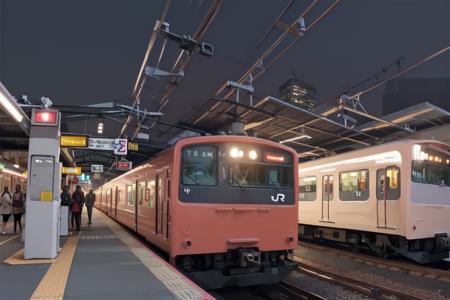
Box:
279 78 317 111
382 78 450 115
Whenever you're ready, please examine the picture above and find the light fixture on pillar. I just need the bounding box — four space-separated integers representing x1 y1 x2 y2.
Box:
0 81 24 122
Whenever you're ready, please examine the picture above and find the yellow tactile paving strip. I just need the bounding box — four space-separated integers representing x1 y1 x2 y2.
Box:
96 210 213 300
4 249 56 265
30 234 80 300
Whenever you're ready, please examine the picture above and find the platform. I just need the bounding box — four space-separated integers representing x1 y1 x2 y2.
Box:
0 209 213 300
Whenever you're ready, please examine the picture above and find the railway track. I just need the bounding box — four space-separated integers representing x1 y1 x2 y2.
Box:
294 258 425 300
298 241 450 283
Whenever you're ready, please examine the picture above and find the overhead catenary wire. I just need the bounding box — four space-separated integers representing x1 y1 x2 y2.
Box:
192 0 341 125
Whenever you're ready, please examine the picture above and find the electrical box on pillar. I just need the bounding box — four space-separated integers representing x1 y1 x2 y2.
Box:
25 107 62 259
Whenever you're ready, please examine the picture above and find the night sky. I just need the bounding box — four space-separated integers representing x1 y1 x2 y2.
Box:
1 0 449 138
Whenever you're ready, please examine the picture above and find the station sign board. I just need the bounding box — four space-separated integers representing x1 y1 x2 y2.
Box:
61 167 81 175
60 135 88 148
91 164 103 173
88 138 128 156
88 138 114 150
116 161 132 170
128 142 139 152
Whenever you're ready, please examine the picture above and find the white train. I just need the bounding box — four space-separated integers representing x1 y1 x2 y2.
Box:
298 139 450 263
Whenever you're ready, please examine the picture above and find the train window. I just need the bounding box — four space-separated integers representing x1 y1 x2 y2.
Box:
126 184 136 206
181 145 217 186
377 167 400 200
412 151 450 186
229 163 293 188
299 176 316 201
339 170 369 201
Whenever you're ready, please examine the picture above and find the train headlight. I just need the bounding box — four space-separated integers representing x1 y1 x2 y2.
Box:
230 147 244 158
249 150 258 160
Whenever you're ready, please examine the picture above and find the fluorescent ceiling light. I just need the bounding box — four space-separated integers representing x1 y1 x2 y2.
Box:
280 134 312 144
0 85 23 123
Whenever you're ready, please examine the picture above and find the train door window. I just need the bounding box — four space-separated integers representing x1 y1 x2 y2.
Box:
167 179 170 198
299 176 317 201
339 170 369 201
377 167 400 200
146 180 156 208
322 175 333 201
138 181 145 205
126 184 136 206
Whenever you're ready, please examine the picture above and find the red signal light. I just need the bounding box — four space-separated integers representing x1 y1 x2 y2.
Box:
34 110 57 125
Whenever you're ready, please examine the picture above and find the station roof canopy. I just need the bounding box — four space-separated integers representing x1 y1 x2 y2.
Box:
180 97 450 159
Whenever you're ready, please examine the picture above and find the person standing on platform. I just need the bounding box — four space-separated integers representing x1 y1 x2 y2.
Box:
12 184 25 233
71 185 85 231
85 189 96 225
61 185 72 223
0 187 12 235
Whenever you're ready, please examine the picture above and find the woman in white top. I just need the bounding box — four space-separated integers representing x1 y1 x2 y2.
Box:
0 187 13 234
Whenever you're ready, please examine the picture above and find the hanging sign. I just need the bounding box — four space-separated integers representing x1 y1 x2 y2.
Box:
61 167 82 175
88 138 114 150
116 161 132 170
91 164 103 173
128 142 139 152
114 139 128 155
61 135 88 148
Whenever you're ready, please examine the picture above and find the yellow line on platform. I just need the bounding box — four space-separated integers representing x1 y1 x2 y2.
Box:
30 234 80 300
4 249 56 265
0 234 19 246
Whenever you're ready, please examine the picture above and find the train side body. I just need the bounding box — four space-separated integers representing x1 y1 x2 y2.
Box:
298 139 450 263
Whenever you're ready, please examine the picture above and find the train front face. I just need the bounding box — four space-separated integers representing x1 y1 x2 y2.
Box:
172 136 298 289
408 141 450 262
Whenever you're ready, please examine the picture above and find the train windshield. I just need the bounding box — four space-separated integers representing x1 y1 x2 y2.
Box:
411 145 450 186
229 162 292 188
182 146 217 186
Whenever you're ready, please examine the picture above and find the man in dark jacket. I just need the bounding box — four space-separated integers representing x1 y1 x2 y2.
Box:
71 185 85 231
85 190 96 225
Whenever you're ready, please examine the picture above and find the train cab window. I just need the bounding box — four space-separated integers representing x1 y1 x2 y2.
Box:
299 176 317 201
126 184 136 206
339 170 369 201
181 145 217 186
412 149 450 187
377 167 400 200
229 163 293 188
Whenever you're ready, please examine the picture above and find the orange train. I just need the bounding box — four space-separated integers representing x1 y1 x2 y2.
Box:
94 135 298 289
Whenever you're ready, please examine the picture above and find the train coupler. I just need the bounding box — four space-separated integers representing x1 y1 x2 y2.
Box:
239 249 261 267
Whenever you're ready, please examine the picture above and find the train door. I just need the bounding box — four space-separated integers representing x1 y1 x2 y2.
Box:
321 175 334 222
114 186 118 219
109 188 113 215
134 180 138 232
155 173 165 236
162 169 170 239
376 167 401 229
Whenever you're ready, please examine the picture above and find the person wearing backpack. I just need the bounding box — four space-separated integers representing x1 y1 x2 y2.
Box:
0 187 12 235
71 185 85 231
12 184 25 233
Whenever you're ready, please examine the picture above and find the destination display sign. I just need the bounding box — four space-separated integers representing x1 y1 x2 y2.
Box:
61 167 82 175
116 161 132 170
182 146 215 162
60 135 88 148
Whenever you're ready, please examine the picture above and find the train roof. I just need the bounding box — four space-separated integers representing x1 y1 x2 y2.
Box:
299 139 449 168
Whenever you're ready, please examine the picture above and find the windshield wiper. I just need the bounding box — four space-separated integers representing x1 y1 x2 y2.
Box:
232 178 247 191
184 174 200 185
